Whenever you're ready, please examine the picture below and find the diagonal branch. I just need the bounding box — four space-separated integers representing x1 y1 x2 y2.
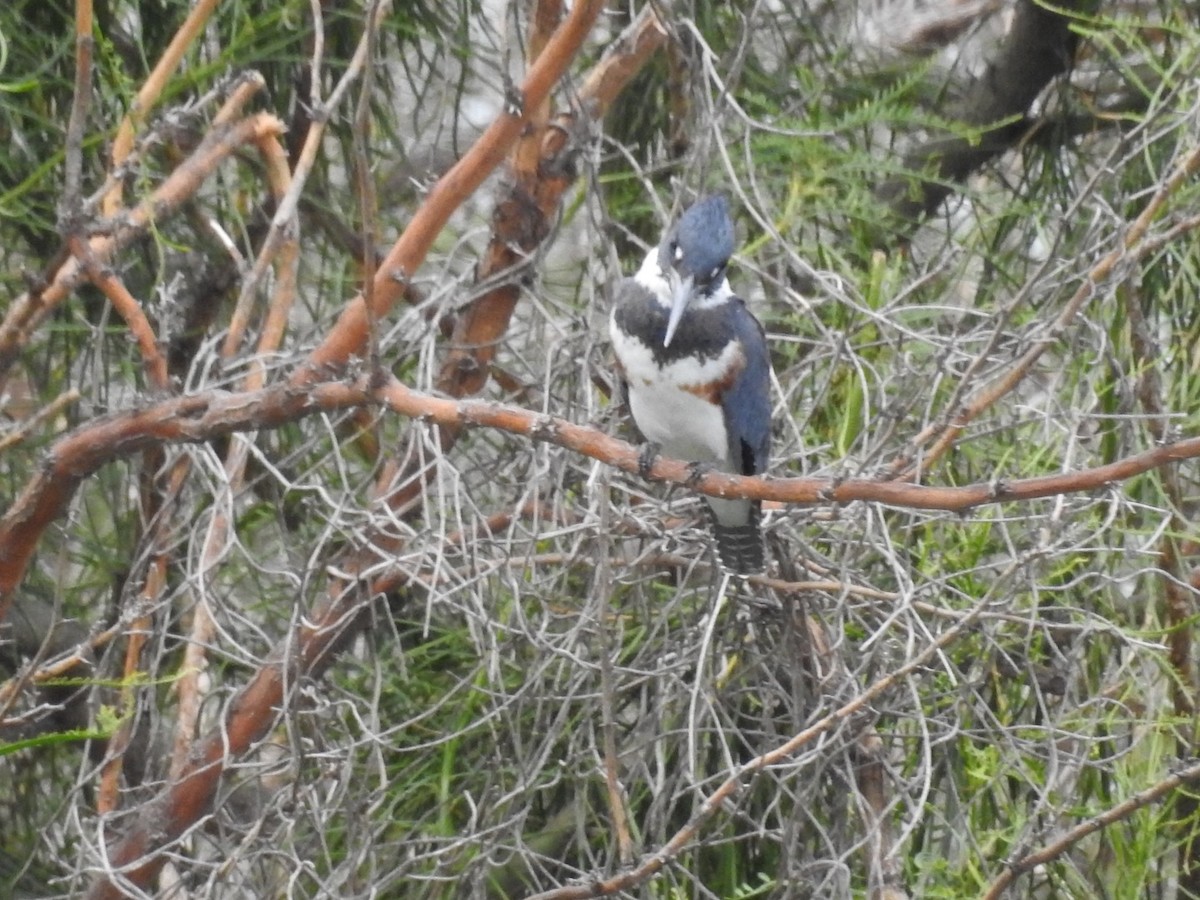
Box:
295 0 608 379
889 140 1200 479
101 0 223 216
357 4 666 545
981 757 1200 900
525 593 994 899
0 112 286 384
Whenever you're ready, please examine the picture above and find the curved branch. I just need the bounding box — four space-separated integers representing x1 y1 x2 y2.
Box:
296 0 608 378
69 239 170 391
0 382 371 623
5 375 1199 624
0 113 286 384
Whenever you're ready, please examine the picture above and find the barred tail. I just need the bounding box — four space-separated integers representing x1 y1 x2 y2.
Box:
708 502 765 575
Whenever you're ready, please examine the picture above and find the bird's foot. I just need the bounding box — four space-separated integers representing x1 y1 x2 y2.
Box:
686 460 713 487
637 442 661 480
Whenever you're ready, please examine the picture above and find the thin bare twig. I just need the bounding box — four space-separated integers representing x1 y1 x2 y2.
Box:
526 594 993 899
893 141 1200 479
981 757 1200 899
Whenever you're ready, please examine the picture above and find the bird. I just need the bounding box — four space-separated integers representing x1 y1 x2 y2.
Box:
608 195 772 574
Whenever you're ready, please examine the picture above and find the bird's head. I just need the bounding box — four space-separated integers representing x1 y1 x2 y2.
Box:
656 195 734 347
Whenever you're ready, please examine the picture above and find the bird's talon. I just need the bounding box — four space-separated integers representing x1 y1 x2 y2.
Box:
686 461 711 487
638 442 661 479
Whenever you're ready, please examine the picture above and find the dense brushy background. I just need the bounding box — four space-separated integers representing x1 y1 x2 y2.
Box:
3 1 1200 897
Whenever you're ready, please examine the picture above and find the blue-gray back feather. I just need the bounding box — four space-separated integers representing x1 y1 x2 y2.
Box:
721 298 771 477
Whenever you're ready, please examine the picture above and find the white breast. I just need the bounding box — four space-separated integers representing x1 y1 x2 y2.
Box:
609 319 736 467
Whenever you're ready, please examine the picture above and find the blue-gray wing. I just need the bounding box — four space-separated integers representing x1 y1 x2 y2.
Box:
721 298 772 476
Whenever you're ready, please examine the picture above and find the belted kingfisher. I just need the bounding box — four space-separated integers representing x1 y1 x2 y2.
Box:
609 195 772 574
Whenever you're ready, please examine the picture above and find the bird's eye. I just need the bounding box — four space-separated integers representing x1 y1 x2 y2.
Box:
709 265 724 282
673 243 683 262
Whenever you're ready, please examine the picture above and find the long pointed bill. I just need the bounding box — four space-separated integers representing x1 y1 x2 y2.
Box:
662 274 693 347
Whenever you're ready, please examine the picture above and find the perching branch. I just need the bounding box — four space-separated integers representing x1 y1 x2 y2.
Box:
6 373 1199 624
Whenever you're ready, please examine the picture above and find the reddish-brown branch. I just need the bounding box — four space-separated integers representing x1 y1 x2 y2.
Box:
373 378 1200 513
576 6 667 113
248 137 300 372
70 238 170 391
981 756 1200 900
436 5 666 402
0 113 286 384
296 0 607 379
512 0 564 176
0 382 369 623
377 6 667 521
102 0 223 216
211 69 266 129
5 375 1199 625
